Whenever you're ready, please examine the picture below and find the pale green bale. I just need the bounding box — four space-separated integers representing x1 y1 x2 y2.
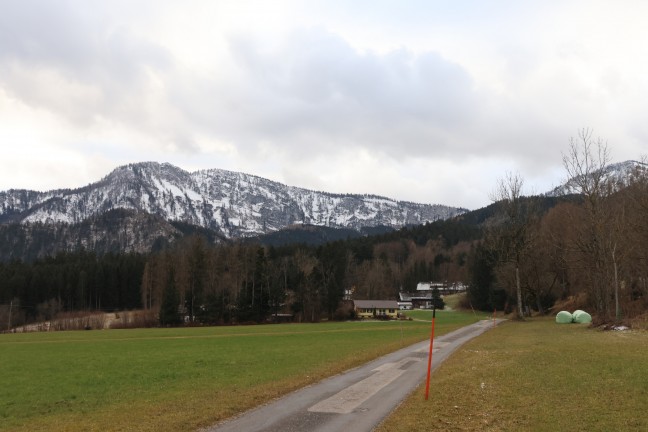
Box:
572 310 592 324
556 311 573 324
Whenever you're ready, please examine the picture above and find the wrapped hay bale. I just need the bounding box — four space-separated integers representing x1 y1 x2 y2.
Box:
556 311 573 324
572 310 592 324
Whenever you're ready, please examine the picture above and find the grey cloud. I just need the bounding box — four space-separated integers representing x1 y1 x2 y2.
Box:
0 1 174 132
173 28 483 162
0 1 93 67
0 1 170 73
0 6 568 172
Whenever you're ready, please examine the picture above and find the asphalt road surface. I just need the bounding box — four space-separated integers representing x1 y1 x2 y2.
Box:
204 319 504 432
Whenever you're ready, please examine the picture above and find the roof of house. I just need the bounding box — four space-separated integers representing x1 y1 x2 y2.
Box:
399 292 434 301
353 300 399 309
416 282 446 291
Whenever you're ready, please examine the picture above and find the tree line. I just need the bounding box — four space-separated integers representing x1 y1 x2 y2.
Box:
0 251 145 329
1 218 477 328
143 226 476 325
469 129 648 323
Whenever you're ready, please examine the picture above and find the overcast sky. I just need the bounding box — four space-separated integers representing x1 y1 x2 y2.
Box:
1 0 647 209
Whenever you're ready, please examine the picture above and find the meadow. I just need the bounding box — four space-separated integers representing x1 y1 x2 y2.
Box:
0 310 486 432
377 318 648 431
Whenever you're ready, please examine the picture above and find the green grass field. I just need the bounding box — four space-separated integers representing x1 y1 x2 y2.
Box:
0 311 484 432
377 318 648 432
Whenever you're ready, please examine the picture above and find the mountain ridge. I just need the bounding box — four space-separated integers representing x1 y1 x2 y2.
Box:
0 162 467 240
546 159 647 197
1 159 645 261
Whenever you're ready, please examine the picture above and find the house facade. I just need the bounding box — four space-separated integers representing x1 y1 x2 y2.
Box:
399 280 463 309
398 291 434 309
353 300 399 319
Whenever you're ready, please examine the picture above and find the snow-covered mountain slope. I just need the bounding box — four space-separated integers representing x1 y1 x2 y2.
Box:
0 162 467 238
546 160 648 197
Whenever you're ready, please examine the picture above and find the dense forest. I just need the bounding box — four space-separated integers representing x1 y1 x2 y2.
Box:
1 134 647 329
0 217 480 328
0 252 145 328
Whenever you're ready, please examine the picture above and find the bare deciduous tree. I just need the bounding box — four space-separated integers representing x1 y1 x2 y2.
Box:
562 128 617 317
488 171 537 318
563 128 612 205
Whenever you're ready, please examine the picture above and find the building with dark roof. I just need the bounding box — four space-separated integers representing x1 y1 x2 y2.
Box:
353 300 399 319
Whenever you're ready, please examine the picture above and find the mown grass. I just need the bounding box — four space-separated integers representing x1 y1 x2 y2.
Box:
0 311 483 432
403 307 487 323
441 293 466 310
377 318 648 432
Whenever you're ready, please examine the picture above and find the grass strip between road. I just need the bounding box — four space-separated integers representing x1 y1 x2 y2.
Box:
0 311 486 432
376 318 648 432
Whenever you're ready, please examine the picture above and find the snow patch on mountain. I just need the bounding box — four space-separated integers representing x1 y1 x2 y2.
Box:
546 160 648 197
1 162 468 238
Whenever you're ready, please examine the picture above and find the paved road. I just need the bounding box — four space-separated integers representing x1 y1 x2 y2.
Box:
204 319 504 432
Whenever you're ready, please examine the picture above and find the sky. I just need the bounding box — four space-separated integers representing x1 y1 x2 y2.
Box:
1 0 647 210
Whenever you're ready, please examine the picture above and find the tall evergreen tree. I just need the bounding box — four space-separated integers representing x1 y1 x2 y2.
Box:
159 267 182 326
468 244 506 311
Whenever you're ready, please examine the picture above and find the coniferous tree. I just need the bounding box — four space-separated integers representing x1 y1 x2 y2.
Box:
431 285 445 310
159 267 182 326
468 244 506 311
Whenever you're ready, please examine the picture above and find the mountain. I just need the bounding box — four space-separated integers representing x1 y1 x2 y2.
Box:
546 160 648 197
0 162 466 259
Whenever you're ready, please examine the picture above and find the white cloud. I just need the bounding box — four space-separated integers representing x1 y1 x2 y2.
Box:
1 0 647 209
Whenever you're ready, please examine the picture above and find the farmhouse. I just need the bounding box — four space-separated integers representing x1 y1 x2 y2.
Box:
399 291 434 309
398 283 442 309
398 281 465 309
353 300 399 319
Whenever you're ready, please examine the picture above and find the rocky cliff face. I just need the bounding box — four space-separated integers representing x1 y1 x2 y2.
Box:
1 162 467 239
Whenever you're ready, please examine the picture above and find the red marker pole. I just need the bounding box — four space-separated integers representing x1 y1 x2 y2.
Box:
424 306 436 400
